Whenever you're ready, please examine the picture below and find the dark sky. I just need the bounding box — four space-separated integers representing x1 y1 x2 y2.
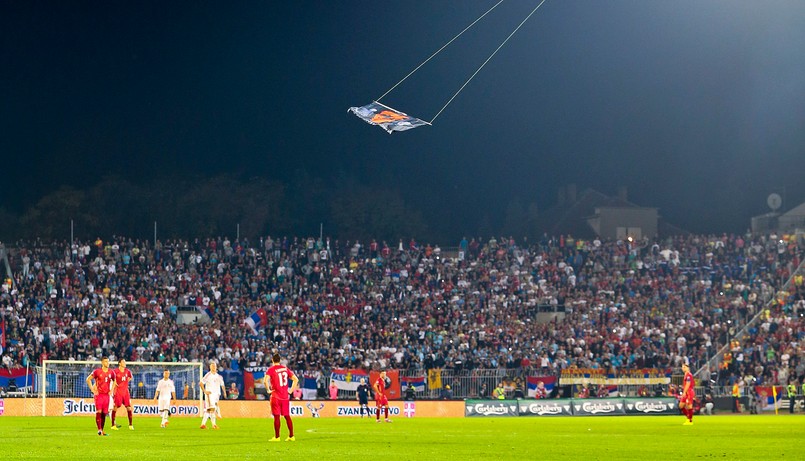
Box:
3 0 805 234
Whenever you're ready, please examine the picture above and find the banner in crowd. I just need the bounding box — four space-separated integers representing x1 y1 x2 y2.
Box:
196 305 214 319
526 376 556 398
302 372 320 400
330 369 370 392
559 368 672 385
0 368 34 392
601 385 619 398
428 368 442 390
401 375 426 392
755 386 785 411
0 319 5 354
244 308 268 333
243 366 269 400
329 369 402 397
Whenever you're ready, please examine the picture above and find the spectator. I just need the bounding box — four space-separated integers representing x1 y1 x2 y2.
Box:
404 383 416 401
702 392 714 415
329 380 339 400
227 382 239 400
478 382 489 399
492 382 506 400
0 231 799 399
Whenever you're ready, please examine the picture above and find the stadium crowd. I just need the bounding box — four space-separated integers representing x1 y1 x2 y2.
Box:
0 232 803 390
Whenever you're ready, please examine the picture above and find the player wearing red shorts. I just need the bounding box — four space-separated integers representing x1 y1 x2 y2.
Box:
681 362 695 425
110 359 134 430
86 357 116 436
264 353 299 442
373 370 392 423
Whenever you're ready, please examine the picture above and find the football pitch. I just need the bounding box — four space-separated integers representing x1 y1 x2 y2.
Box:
0 415 802 460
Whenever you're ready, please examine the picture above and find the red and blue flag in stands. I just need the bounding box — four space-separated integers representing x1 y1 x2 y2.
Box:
244 308 268 333
527 376 556 398
0 319 5 355
401 375 426 392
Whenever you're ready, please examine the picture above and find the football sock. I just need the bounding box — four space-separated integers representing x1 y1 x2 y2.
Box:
284 415 294 437
127 409 133 425
273 416 281 438
202 413 209 426
384 407 389 419
110 411 116 426
211 414 217 426
100 413 107 431
376 408 380 420
96 413 102 430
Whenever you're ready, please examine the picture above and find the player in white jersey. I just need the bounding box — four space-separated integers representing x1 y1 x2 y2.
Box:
199 362 226 429
154 369 177 428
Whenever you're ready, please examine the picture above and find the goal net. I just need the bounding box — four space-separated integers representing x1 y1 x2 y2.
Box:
37 360 203 417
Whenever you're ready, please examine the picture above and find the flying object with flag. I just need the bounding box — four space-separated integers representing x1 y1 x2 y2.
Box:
348 102 430 134
349 0 550 133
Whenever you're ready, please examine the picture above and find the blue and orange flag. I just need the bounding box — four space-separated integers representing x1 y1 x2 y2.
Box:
348 101 430 133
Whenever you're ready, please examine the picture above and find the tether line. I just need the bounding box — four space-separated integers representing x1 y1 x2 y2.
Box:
430 0 548 123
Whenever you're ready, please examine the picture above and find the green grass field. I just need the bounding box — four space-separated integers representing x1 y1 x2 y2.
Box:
0 415 802 460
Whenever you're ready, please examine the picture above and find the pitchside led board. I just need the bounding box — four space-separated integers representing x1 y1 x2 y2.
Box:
0 398 465 418
465 398 679 417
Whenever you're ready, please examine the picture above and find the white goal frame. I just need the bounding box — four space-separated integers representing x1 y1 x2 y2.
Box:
40 360 204 417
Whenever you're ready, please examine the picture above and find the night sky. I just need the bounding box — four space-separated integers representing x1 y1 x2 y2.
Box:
3 1 805 235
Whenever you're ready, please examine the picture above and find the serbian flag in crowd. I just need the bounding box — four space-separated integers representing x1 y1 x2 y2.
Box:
401 376 426 392
0 319 5 355
243 366 269 400
196 305 214 319
600 384 619 397
244 308 268 333
756 386 785 411
302 373 319 400
330 369 369 391
0 368 35 391
527 376 556 398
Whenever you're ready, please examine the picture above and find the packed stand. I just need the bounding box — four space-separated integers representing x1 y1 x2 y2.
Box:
0 232 802 391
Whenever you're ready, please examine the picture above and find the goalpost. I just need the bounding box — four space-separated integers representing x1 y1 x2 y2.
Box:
39 360 204 417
